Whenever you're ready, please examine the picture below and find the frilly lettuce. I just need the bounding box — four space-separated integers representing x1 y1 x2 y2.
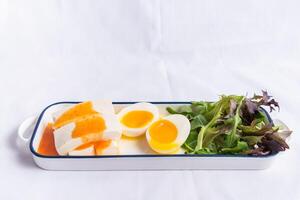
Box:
167 91 292 155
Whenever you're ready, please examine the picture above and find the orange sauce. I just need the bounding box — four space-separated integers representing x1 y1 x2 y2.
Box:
38 122 111 156
38 123 59 156
94 140 111 155
75 141 95 150
54 101 97 129
75 140 111 155
72 115 106 138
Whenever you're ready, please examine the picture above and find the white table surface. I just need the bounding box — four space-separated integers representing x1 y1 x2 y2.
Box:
1 0 300 199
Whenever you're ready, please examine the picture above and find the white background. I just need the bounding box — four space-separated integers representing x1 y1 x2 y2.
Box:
1 0 300 199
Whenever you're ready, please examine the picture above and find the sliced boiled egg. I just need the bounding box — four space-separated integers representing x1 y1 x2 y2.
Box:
68 140 119 156
117 102 159 137
146 114 190 154
53 100 115 129
54 113 122 155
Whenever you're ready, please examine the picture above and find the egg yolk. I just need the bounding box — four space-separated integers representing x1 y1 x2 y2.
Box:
54 101 98 129
121 110 153 128
149 119 177 143
72 115 106 138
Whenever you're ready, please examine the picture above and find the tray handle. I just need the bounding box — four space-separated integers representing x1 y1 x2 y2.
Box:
17 116 37 152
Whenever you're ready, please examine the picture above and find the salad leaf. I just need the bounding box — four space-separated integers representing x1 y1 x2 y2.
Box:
223 96 245 148
183 130 199 153
221 141 249 154
166 91 292 155
194 99 224 151
190 114 207 130
241 90 279 125
241 136 263 146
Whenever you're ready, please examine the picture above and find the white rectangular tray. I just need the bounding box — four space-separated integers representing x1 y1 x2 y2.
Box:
18 102 284 170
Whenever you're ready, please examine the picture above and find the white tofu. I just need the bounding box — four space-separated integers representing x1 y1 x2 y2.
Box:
69 146 95 156
53 113 122 155
53 100 115 122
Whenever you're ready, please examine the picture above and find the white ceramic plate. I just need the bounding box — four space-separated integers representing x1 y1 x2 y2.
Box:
18 102 289 170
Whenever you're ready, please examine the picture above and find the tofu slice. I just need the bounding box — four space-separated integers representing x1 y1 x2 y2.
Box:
53 100 115 129
68 146 95 156
54 113 122 155
96 140 119 155
68 140 119 156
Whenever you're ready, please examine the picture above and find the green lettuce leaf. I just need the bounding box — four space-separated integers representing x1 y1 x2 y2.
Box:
166 91 292 155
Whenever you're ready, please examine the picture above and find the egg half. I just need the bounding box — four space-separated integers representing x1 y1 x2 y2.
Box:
117 102 159 137
146 114 190 154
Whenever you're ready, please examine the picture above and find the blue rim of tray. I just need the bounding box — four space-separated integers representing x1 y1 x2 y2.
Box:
29 101 278 159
